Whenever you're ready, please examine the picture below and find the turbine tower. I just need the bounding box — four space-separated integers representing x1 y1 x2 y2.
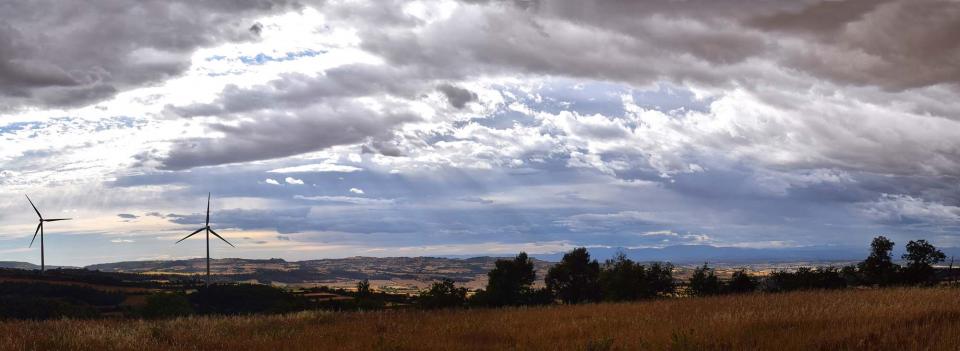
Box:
26 195 71 273
175 193 234 286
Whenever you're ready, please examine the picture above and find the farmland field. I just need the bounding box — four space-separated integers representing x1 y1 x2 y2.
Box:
3 287 960 350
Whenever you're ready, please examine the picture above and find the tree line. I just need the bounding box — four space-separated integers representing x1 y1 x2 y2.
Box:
0 235 950 319
419 236 951 308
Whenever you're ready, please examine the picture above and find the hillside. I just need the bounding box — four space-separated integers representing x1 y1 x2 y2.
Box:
85 256 555 290
0 262 39 270
1 287 957 350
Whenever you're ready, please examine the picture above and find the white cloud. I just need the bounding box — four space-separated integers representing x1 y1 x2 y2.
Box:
268 163 364 173
294 195 394 206
349 188 365 195
857 194 960 225
285 177 304 185
265 178 280 185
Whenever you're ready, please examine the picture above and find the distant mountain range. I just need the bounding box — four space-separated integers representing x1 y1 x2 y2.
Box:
531 245 960 264
81 256 555 289
0 261 42 270
527 245 872 264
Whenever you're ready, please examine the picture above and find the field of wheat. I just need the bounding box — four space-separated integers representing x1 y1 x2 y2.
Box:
2 287 959 351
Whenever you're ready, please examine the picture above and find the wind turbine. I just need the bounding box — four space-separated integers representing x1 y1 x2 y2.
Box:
175 193 234 286
26 195 71 273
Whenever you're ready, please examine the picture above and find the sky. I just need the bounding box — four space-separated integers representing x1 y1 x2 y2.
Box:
2 0 960 266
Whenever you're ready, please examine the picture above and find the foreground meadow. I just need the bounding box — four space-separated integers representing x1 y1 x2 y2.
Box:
3 287 959 350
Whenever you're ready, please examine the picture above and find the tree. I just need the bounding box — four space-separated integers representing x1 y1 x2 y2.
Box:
726 269 756 294
545 247 601 304
857 236 900 286
356 279 371 298
419 278 467 309
599 252 648 301
688 263 720 296
478 252 537 306
646 262 676 297
901 239 946 285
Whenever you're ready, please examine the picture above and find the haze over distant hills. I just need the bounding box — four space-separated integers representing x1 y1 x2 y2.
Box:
528 245 874 264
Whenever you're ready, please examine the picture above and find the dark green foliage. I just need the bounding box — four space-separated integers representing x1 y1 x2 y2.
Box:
521 287 556 306
646 262 676 297
545 247 601 304
597 253 675 300
901 239 946 285
763 267 846 292
688 263 721 296
0 281 124 306
357 279 372 297
858 236 900 286
190 284 307 315
840 265 862 286
0 296 98 320
475 252 537 307
141 292 194 319
418 279 467 309
599 253 648 301
726 269 757 294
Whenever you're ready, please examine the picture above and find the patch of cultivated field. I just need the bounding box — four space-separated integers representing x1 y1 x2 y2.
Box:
3 287 960 350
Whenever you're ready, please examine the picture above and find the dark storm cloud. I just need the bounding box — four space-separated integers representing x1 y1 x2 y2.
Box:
437 84 478 109
750 0 960 90
0 0 301 111
167 64 432 118
159 101 420 170
341 0 960 92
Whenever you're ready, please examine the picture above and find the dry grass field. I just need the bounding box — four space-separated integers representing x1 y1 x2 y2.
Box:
3 287 960 351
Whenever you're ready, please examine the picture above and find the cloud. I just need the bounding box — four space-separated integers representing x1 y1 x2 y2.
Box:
5 0 960 262
438 84 478 109
284 177 304 185
557 211 664 233
294 195 394 206
268 163 363 173
0 0 299 110
158 100 420 170
856 194 960 226
117 213 139 219
349 188 365 195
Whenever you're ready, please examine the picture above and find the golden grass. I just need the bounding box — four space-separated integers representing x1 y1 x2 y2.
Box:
3 287 960 350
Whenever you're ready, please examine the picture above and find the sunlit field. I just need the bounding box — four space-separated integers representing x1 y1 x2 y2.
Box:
3 287 959 351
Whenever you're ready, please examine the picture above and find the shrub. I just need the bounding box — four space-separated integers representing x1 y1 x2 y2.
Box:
419 279 467 309
725 270 757 294
141 292 194 319
688 263 721 297
0 296 99 320
191 284 306 315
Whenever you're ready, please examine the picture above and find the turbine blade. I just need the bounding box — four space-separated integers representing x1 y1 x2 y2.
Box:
29 223 41 247
175 228 205 244
209 229 235 248
25 195 41 219
43 218 71 222
206 193 211 227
